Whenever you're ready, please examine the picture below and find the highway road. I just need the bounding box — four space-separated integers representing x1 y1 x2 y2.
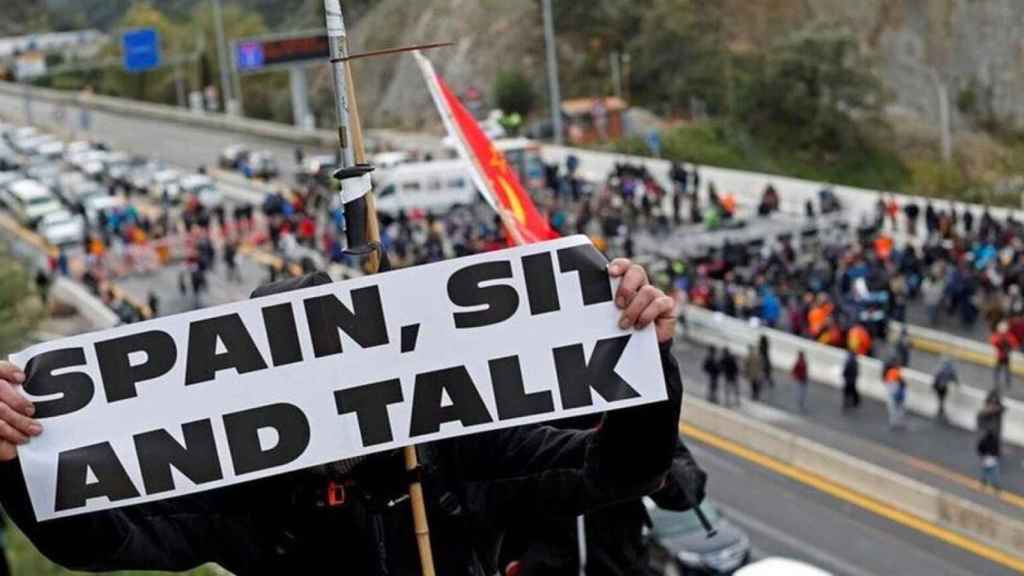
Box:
689 439 1017 576
0 88 445 182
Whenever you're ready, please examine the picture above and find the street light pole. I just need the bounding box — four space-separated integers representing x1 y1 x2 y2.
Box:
211 0 234 114
541 0 563 145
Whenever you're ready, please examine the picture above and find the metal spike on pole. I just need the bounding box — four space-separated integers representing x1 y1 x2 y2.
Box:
322 2 436 574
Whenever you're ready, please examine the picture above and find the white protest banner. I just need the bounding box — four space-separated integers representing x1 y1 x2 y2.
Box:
11 235 667 521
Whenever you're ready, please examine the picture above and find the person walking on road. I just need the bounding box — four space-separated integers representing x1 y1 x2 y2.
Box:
842 351 860 410
977 390 1005 491
991 321 1018 388
146 291 160 318
932 357 958 422
792 351 809 413
758 334 774 389
883 361 907 429
978 430 1002 492
895 324 911 368
744 345 764 401
224 238 241 283
703 347 721 404
721 348 740 407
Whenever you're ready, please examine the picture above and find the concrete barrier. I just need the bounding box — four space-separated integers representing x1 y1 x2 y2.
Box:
540 144 1024 226
890 320 1024 377
682 304 1024 446
684 397 1024 562
0 212 122 331
0 82 336 148
49 277 119 329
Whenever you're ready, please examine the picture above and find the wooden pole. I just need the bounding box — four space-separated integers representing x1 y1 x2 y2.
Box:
323 2 434 574
342 41 435 576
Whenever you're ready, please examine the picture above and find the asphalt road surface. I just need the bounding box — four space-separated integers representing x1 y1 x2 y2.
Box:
691 439 1018 576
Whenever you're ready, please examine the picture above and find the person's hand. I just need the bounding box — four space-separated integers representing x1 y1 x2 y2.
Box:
0 361 40 462
609 258 677 343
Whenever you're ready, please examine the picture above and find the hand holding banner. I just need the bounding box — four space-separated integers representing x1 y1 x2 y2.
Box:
10 236 667 521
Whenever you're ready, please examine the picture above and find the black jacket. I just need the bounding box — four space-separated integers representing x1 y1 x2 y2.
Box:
0 272 684 576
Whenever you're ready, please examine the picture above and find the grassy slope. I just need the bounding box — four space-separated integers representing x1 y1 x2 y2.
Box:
6 525 221 576
615 120 910 193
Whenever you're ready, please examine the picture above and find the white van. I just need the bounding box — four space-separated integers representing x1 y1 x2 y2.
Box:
374 160 476 215
8 179 62 228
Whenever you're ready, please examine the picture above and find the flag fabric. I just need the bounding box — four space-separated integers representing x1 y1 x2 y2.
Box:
413 51 557 245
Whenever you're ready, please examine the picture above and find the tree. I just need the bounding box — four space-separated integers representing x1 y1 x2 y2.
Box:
737 22 886 156
627 0 730 116
0 254 44 355
494 70 535 117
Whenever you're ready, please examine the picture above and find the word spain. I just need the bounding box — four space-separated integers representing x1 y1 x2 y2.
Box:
11 236 667 520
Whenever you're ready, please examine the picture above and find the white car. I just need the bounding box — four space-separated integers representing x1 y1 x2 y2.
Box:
64 140 94 159
149 169 182 201
16 134 55 155
83 194 124 226
38 209 84 247
7 179 62 228
69 150 108 171
174 174 222 208
734 558 833 576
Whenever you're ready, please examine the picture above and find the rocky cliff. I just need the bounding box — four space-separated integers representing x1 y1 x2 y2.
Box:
335 0 1024 134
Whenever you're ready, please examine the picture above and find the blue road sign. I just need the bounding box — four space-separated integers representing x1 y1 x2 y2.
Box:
235 41 265 73
646 129 662 157
122 28 161 73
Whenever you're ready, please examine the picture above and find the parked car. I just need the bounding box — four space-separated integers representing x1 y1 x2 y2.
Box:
296 154 338 185
7 179 63 228
219 144 251 169
174 174 223 208
15 134 56 156
63 140 94 160
126 160 165 195
106 154 146 192
7 127 38 151
38 209 85 247
645 498 751 575
0 171 21 208
66 181 108 212
149 168 182 202
68 149 108 172
734 558 832 576
240 150 279 179
34 139 65 161
82 194 124 226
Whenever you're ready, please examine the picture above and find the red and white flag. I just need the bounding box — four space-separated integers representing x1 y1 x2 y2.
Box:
413 51 557 246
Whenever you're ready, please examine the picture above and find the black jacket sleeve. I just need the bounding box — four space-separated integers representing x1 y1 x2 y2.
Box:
649 437 707 511
453 341 684 525
0 458 226 572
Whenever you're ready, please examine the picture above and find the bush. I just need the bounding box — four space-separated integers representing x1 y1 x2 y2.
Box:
0 253 43 356
493 70 535 118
